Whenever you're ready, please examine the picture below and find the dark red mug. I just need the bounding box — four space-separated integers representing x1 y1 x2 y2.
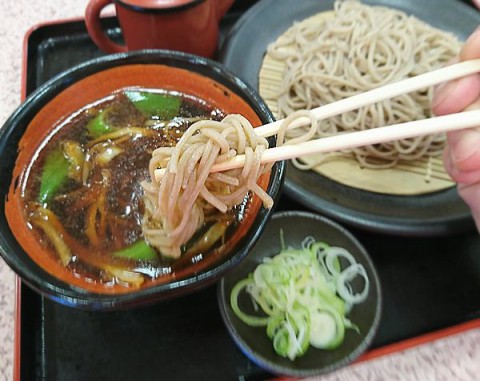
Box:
85 0 235 57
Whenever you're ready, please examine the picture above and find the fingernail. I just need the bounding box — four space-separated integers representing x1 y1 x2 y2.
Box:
432 80 458 111
449 128 480 170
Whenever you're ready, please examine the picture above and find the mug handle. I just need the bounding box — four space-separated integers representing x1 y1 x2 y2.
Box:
85 0 127 53
216 0 236 20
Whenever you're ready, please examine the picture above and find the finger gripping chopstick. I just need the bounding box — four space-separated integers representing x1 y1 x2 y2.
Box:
154 59 480 180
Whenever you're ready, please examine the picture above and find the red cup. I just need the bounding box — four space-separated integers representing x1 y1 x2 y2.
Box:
85 0 235 57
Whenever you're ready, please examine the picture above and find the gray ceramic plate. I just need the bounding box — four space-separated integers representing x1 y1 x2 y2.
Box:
217 211 382 377
219 0 480 236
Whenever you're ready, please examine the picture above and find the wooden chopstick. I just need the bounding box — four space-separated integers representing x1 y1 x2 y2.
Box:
196 110 480 173
154 59 480 179
254 59 480 138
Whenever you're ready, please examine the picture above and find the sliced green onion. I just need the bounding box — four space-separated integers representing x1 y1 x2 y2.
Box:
124 90 181 119
38 147 70 204
309 308 344 349
112 240 157 261
230 235 369 360
86 110 115 138
230 278 269 327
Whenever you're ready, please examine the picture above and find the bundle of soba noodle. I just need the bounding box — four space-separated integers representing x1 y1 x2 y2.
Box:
266 0 461 168
141 114 273 258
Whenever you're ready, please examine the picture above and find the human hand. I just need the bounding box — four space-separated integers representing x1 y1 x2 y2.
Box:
432 27 480 230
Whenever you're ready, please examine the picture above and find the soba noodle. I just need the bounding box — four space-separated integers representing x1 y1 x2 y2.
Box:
141 114 273 258
266 0 461 168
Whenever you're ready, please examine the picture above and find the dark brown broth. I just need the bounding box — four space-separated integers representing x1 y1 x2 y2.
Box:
22 89 245 288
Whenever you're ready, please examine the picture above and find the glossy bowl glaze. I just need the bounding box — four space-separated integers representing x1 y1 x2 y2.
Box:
217 211 382 377
0 50 285 309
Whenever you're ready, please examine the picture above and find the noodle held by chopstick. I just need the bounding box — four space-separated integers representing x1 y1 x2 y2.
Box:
141 114 273 258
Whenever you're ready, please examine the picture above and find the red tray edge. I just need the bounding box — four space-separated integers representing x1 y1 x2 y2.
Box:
12 16 480 381
13 19 32 379
13 277 21 381
14 17 91 379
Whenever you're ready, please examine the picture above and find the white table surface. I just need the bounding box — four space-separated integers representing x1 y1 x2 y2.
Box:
0 1 479 380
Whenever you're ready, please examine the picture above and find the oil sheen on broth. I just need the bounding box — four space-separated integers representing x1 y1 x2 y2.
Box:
22 89 248 289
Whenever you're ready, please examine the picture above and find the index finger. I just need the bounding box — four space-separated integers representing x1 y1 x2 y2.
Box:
460 27 480 61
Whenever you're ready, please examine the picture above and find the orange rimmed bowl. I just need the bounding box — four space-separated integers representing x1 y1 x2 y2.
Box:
0 50 285 309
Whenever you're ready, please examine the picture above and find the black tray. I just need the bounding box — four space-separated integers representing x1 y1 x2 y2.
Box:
18 3 480 381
